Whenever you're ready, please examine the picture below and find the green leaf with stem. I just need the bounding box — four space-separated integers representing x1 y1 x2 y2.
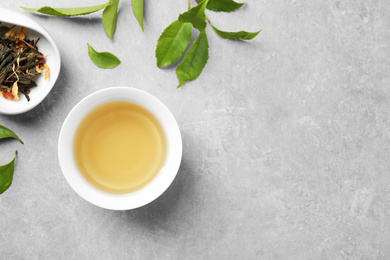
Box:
156 20 193 68
0 151 17 194
87 43 121 69
176 31 209 88
102 0 120 38
179 0 209 31
131 0 144 31
211 24 261 40
20 1 110 17
0 125 23 144
207 0 245 12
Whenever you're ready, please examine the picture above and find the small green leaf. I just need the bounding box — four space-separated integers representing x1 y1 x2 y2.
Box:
20 2 110 17
131 0 144 31
176 31 209 88
178 0 209 31
156 21 193 68
0 151 17 194
0 125 23 144
87 44 121 69
102 0 120 39
211 24 261 40
207 0 245 12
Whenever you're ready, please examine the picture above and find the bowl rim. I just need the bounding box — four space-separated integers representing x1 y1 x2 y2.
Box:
58 86 182 210
0 8 61 115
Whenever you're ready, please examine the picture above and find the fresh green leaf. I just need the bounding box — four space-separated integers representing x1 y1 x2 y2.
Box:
176 31 209 88
131 0 144 31
0 151 17 194
156 21 193 68
211 24 261 40
102 0 120 39
178 0 209 31
87 43 121 69
207 0 245 12
20 2 110 17
0 125 23 144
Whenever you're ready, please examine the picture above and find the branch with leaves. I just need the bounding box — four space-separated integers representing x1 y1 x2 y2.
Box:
156 0 260 87
21 0 260 87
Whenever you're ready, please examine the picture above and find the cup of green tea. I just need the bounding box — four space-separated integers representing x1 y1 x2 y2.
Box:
58 87 182 210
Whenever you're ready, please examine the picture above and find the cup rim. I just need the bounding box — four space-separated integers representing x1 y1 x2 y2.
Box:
58 87 182 210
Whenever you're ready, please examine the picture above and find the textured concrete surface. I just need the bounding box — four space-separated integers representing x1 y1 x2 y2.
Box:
1 0 390 259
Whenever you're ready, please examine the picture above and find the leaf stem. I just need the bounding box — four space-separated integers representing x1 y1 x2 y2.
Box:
188 0 191 10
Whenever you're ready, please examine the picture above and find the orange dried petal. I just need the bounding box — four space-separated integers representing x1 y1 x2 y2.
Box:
11 82 19 101
5 29 16 38
16 27 26 40
0 90 15 100
15 38 25 48
43 64 50 80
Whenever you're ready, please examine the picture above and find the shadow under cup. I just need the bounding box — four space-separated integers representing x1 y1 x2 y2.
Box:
58 87 182 210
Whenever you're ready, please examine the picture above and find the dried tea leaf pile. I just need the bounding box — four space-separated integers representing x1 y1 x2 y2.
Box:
0 25 48 101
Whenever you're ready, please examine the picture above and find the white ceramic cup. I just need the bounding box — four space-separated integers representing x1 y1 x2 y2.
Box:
58 87 182 210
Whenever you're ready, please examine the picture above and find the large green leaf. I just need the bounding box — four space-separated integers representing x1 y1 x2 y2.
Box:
131 0 144 31
87 44 121 69
207 0 245 12
211 24 261 40
156 20 193 68
0 151 17 194
176 31 209 88
178 0 209 31
20 2 110 17
102 0 120 39
0 125 23 144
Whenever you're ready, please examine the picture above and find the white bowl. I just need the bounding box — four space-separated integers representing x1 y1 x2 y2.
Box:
58 87 182 210
0 8 61 114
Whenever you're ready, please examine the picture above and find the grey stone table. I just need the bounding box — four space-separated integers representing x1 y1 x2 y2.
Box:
1 0 390 259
